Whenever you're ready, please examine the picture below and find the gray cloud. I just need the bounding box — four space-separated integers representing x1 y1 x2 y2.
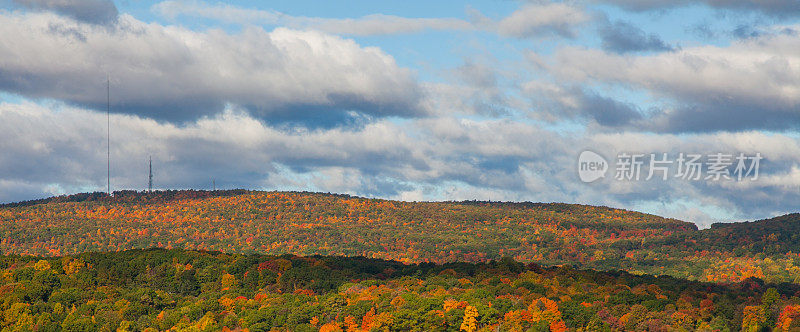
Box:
523 82 643 127
0 12 424 125
12 0 118 25
0 102 428 198
731 24 799 40
449 61 515 117
580 92 645 127
688 22 717 40
548 29 800 132
596 0 800 18
732 24 763 39
645 103 800 133
599 21 675 53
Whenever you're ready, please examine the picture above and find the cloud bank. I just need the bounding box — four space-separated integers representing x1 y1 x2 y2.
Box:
2 101 798 227
0 12 423 124
549 28 800 132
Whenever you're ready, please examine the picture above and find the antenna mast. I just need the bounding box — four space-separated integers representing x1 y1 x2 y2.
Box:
107 75 111 195
148 156 153 192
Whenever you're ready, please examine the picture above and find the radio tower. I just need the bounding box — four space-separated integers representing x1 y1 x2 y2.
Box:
148 156 153 192
106 75 111 195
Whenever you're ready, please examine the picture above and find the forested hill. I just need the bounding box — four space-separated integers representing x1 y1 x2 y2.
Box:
0 190 798 284
674 213 800 257
0 190 693 258
3 189 691 230
3 248 800 331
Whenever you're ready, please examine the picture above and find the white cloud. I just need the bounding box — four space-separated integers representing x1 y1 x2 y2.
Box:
553 39 800 106
152 1 590 39
153 1 474 36
496 3 591 38
0 12 422 122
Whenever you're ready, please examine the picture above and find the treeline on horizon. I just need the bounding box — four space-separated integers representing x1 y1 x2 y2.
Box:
3 248 800 331
1 190 683 222
0 190 252 208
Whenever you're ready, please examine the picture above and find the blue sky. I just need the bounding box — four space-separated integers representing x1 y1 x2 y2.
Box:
0 0 799 227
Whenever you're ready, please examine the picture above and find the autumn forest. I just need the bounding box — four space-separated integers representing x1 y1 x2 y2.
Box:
1 190 799 331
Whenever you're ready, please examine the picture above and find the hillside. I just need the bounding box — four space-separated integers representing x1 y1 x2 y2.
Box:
2 248 799 331
612 213 800 284
0 190 690 260
0 190 797 284
706 213 800 254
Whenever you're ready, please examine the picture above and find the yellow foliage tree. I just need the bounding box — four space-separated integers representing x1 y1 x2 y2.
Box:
460 305 478 332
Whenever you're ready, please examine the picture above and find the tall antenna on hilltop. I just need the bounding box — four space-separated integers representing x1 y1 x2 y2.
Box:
148 156 153 192
107 75 111 195
212 179 215 191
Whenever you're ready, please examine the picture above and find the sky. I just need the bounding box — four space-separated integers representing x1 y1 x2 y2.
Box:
0 0 799 228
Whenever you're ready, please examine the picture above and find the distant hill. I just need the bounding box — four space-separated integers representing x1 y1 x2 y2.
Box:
711 213 800 231
0 190 796 284
688 213 800 257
